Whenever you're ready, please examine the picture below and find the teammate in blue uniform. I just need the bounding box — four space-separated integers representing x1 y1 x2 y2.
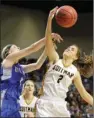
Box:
0 34 61 118
0 36 56 118
1 46 45 117
1 63 27 117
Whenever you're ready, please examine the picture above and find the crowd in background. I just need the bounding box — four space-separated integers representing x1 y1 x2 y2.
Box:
0 57 93 118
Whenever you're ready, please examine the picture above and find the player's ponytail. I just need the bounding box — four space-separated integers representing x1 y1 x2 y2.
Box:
73 47 93 77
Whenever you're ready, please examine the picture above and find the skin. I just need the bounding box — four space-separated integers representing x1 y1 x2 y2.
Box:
22 80 35 117
23 80 35 97
2 33 62 73
45 6 93 106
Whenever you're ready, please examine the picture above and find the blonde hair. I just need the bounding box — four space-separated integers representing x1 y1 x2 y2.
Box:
1 44 13 59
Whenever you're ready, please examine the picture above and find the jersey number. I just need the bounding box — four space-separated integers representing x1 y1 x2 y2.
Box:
57 75 64 83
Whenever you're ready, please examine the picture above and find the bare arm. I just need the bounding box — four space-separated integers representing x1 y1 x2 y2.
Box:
7 38 45 61
22 49 47 73
45 7 63 63
73 71 93 106
2 37 46 68
2 33 62 68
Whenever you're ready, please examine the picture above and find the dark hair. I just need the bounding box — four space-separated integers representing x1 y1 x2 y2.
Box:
73 44 92 70
74 48 93 77
78 54 92 66
1 44 13 59
23 79 35 88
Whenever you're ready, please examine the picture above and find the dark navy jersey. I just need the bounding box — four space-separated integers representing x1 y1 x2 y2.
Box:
1 63 27 100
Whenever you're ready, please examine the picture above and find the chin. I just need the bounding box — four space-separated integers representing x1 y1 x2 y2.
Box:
63 53 69 57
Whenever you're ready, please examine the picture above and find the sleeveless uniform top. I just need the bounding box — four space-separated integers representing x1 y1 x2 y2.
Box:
19 95 38 117
1 63 27 100
41 59 77 100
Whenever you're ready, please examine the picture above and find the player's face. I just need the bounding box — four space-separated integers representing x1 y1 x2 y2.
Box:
24 80 34 94
9 45 20 53
63 45 78 60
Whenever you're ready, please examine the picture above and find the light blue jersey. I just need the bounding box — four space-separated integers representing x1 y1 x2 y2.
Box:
1 63 27 117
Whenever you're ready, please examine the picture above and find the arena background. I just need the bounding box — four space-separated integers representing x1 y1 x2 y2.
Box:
1 0 93 58
0 0 93 118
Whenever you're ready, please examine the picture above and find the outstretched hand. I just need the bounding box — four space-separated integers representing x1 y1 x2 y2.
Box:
51 33 63 43
49 6 58 20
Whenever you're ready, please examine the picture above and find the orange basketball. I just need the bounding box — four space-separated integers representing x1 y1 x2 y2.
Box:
55 5 78 28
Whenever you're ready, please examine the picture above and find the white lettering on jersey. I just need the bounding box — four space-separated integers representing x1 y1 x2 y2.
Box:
19 95 38 118
42 59 77 99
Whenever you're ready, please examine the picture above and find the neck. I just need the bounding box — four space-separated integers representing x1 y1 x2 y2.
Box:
62 56 73 67
23 93 33 100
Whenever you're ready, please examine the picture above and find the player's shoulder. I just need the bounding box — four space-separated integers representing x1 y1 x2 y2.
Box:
2 59 15 68
33 96 38 103
47 59 61 69
70 64 78 73
71 64 77 70
1 60 17 69
34 96 38 100
1 63 12 77
19 95 24 100
54 59 62 64
71 64 80 77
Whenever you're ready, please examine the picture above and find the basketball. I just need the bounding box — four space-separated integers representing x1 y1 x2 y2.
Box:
55 5 78 28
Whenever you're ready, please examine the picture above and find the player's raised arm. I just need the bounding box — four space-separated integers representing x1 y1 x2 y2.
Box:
6 37 45 60
2 33 63 68
22 48 47 73
73 71 93 106
45 7 63 63
2 37 46 68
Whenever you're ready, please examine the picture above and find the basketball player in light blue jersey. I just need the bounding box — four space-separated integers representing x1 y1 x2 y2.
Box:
0 34 62 118
36 7 93 117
